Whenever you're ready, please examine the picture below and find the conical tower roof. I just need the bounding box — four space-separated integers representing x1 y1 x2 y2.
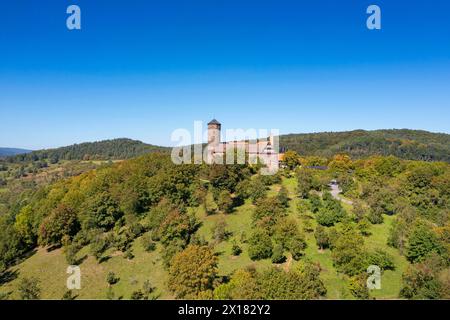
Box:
208 119 221 125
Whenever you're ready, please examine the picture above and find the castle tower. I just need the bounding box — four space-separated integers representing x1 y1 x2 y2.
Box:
207 119 221 146
207 119 221 164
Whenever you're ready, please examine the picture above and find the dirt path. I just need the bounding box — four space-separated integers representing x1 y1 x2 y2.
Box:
283 255 293 272
329 183 353 205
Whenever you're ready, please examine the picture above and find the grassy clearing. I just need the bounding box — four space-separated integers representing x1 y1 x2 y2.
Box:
365 215 408 299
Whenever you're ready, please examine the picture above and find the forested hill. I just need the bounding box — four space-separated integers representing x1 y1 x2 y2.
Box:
0 148 32 157
280 129 450 162
3 129 449 164
5 138 169 163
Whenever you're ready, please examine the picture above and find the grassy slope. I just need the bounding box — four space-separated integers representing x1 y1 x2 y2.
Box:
1 177 408 300
2 239 171 300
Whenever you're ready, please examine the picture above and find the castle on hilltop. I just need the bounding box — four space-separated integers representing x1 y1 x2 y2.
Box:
205 119 281 174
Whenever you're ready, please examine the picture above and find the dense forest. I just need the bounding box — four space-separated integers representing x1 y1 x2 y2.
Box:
0 150 448 300
4 139 168 163
280 129 450 162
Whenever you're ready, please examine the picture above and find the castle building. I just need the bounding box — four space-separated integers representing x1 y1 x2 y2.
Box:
206 119 281 174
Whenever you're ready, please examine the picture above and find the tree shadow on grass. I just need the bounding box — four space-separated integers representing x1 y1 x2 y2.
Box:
74 254 88 265
232 197 245 208
98 255 111 264
46 244 62 252
214 250 226 257
13 248 37 265
0 269 19 285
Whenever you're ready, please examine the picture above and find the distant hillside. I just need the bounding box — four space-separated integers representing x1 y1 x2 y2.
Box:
280 129 450 162
4 129 449 164
6 138 169 163
0 148 32 157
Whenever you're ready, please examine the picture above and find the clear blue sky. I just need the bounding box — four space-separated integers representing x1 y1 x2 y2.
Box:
1 0 449 149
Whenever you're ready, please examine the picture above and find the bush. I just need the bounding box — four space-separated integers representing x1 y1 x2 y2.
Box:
62 290 76 300
64 243 81 265
124 248 134 260
309 194 322 213
248 229 273 260
349 275 370 300
141 233 156 252
131 290 144 300
142 280 155 297
168 245 218 299
367 249 395 271
211 219 231 242
231 241 242 256
400 253 447 299
271 244 286 264
18 277 41 300
406 223 443 263
106 271 120 285
252 197 286 226
331 225 367 276
316 208 338 227
90 235 109 261
367 209 384 224
314 225 330 250
277 186 289 208
248 179 267 204
357 217 372 236
217 190 233 213
290 237 306 261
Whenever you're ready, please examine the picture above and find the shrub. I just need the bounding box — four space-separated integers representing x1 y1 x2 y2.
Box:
90 235 108 261
231 241 242 256
357 217 372 236
64 243 81 265
400 253 447 299
62 290 76 300
248 179 267 204
367 249 395 271
314 225 330 250
277 186 289 208
406 223 443 263
252 197 286 226
349 275 370 299
131 290 144 300
316 208 338 227
106 271 120 285
217 190 233 213
141 233 156 252
142 280 155 297
211 219 231 242
367 209 384 224
248 229 273 260
290 237 307 261
271 244 286 264
18 277 41 300
124 248 134 260
168 245 218 299
309 194 322 213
